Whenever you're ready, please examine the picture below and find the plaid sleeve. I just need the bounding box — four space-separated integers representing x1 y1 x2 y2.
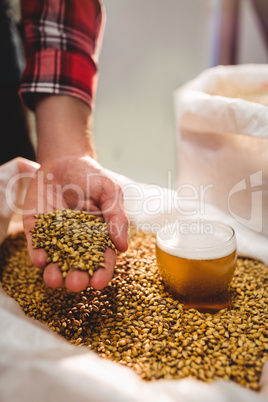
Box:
19 0 104 110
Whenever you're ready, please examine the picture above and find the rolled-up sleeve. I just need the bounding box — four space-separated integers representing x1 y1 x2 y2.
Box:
19 0 104 110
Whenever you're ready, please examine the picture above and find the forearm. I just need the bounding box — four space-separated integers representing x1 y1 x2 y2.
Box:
20 1 104 165
35 95 96 164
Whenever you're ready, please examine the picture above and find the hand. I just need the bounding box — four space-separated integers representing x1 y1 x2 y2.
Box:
23 94 128 292
23 155 128 292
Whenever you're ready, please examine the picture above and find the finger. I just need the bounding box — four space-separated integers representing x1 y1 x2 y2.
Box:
24 226 47 268
99 180 129 252
43 263 64 288
65 270 90 292
108 215 128 252
89 248 116 290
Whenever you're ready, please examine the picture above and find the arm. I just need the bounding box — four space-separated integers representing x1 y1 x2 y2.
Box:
35 94 95 163
20 1 128 292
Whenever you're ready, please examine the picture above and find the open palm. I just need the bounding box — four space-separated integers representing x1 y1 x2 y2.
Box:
23 155 128 292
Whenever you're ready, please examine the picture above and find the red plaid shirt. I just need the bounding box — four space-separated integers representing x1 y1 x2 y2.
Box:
19 0 103 110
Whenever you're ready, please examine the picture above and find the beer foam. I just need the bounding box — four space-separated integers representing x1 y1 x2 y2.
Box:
156 221 237 260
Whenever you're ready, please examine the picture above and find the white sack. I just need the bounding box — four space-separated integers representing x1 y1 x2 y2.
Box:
0 157 268 402
174 65 268 255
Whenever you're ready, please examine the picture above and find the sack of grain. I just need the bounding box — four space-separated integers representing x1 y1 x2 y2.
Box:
0 157 268 402
0 159 268 402
174 64 268 238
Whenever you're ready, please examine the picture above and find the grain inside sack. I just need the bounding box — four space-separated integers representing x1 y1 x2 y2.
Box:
0 211 267 392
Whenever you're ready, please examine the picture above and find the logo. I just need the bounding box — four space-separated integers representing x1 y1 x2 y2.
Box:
228 171 262 232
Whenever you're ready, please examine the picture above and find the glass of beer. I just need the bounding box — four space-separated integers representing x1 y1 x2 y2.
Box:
156 219 237 312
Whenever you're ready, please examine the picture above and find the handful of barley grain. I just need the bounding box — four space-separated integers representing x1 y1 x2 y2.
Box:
31 209 115 277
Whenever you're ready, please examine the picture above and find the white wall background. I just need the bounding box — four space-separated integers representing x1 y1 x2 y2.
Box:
93 0 267 188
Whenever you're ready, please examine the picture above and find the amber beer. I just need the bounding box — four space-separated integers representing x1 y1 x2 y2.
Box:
156 220 237 312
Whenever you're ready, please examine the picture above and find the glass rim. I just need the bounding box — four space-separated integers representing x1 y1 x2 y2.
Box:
156 219 236 253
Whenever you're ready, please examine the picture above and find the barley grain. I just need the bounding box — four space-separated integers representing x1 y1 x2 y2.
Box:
0 230 267 392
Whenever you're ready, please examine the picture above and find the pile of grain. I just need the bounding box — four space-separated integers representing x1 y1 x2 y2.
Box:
0 230 267 391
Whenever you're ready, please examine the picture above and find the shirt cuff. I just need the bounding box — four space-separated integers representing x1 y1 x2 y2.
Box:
19 49 97 111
